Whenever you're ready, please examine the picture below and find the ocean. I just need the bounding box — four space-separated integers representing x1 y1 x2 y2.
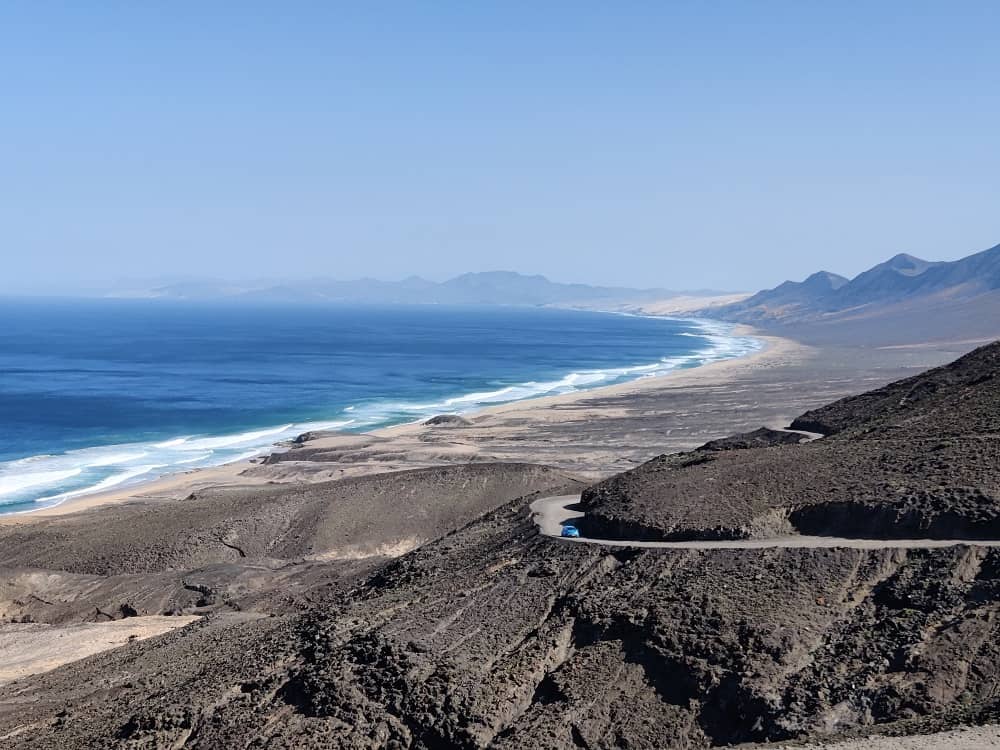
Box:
0 300 759 514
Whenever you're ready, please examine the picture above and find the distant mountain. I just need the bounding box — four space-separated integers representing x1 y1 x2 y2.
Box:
732 271 848 316
708 243 1000 343
832 253 944 309
105 271 724 308
433 271 677 306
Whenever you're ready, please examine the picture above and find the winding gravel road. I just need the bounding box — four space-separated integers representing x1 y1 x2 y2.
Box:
530 495 1000 550
775 426 825 442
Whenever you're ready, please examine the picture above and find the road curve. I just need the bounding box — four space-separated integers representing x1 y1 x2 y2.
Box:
774 427 825 442
530 495 1000 550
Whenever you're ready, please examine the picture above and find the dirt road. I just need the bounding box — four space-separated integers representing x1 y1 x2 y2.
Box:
530 495 1000 550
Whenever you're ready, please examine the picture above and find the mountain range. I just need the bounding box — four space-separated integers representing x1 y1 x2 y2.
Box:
107 271 719 308
706 242 1000 344
106 242 1000 345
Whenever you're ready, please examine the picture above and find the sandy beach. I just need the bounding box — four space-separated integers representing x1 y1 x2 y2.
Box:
0 325 967 525
0 326 786 523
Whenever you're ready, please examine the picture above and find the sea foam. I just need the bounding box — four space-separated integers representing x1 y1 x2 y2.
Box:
0 318 758 514
0 419 356 512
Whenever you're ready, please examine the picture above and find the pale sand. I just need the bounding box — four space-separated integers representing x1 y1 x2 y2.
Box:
381 327 796 422
624 293 752 315
556 293 752 316
0 616 199 686
0 327 798 524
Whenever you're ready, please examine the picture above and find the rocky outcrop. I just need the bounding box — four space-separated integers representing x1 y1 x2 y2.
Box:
697 427 806 452
423 414 472 427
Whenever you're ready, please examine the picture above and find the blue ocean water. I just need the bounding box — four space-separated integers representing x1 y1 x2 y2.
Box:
0 300 759 514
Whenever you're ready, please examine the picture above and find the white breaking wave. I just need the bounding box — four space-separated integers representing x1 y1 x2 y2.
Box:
182 425 295 451
154 437 189 448
228 448 271 463
58 463 165 499
87 451 150 467
0 318 758 514
175 452 214 465
0 468 83 497
33 464 167 508
337 319 761 427
0 418 357 512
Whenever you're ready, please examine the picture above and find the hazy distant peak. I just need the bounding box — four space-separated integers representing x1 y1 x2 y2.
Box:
802 271 850 290
886 251 925 265
99 269 706 308
398 275 435 288
738 269 847 310
875 253 936 276
445 271 550 284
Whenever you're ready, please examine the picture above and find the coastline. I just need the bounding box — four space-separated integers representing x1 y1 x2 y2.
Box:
0 323 790 523
0 311 752 517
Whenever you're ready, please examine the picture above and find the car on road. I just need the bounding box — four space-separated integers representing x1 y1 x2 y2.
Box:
560 524 581 538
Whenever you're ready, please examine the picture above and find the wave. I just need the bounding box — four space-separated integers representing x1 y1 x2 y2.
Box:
0 319 757 514
335 319 760 427
175 452 214 465
0 417 360 511
32 464 167 509
228 448 271 463
182 425 295 451
0 468 83 497
153 437 189 448
87 451 150 467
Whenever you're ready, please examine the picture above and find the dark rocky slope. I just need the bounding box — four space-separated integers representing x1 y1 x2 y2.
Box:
0 464 584 627
790 340 1000 437
0 464 578 577
4 498 1000 748
581 341 1000 542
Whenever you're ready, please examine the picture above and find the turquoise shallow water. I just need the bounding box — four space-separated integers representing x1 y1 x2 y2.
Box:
0 300 759 513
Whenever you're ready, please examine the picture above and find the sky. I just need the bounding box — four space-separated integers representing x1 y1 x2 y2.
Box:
1 2 998 294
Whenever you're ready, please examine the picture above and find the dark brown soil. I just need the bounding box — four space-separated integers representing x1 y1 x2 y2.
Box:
4 500 1000 748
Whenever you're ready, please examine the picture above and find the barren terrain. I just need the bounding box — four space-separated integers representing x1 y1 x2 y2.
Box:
1 333 997 748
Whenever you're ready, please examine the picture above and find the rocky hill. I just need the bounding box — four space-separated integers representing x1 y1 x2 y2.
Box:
581 340 1000 542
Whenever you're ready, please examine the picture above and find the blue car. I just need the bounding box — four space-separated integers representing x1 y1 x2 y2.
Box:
560 524 581 538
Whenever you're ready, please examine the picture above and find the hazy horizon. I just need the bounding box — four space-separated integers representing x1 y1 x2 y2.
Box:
3 3 998 295
3 269 736 299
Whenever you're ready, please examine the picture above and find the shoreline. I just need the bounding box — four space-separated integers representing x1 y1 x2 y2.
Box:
0 312 751 517
0 323 790 523
372 325 789 435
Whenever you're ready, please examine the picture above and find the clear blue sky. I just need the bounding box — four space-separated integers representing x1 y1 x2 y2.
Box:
2 2 998 293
